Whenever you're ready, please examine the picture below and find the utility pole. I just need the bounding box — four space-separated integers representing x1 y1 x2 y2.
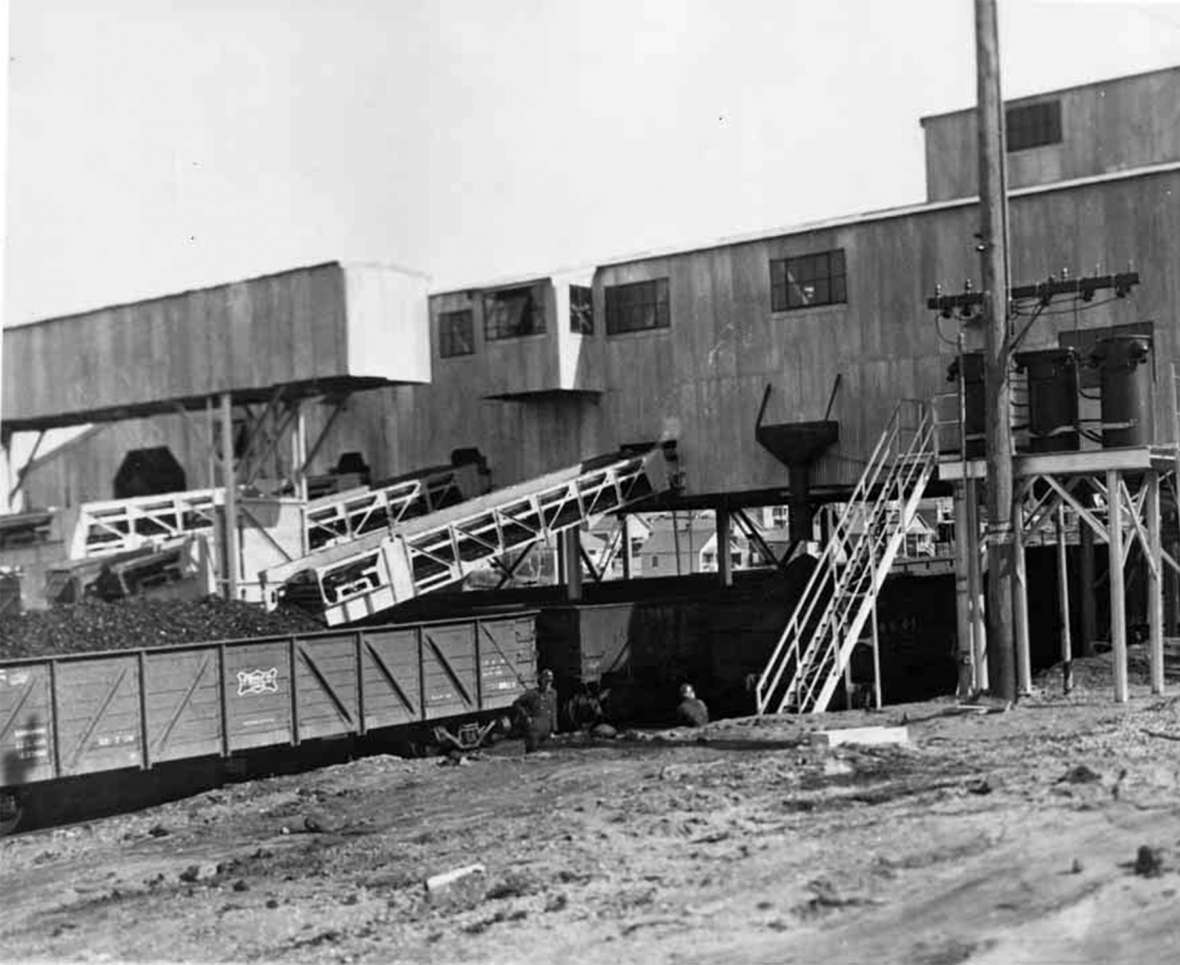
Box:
975 0 1016 701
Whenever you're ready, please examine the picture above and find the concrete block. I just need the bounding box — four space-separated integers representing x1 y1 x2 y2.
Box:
811 726 910 748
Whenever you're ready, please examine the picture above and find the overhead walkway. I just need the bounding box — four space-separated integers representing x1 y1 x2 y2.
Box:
260 444 677 626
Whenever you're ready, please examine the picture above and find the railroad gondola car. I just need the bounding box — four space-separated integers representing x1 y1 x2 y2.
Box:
0 611 538 832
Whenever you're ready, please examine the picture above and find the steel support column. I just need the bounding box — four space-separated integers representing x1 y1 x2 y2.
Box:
220 392 240 601
716 506 733 587
1055 502 1073 694
1147 470 1165 695
965 478 988 692
1080 521 1097 656
953 482 975 696
621 515 633 580
562 530 583 602
1013 484 1032 694
1107 469 1128 702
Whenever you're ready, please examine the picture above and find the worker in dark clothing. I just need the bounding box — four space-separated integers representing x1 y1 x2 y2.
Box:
676 683 709 728
513 669 559 752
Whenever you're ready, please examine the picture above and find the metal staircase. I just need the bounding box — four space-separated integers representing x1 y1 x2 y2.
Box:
755 400 937 715
262 444 676 625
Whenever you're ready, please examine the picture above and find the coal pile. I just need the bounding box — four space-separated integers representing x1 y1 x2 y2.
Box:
0 596 325 660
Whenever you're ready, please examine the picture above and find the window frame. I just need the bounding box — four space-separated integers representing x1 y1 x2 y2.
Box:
569 284 594 335
438 308 475 359
604 278 671 335
1006 100 1062 152
769 249 847 312
482 286 545 342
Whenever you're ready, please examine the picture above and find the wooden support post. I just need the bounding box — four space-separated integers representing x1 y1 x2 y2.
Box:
716 505 733 588
1080 519 1097 656
1167 537 1180 636
843 653 854 711
289 400 308 502
206 397 216 490
220 392 240 601
1147 470 1165 695
975 0 1016 702
1013 486 1032 694
562 530 583 602
1108 469 1128 702
965 478 989 692
1055 502 1073 695
953 483 974 697
621 515 633 580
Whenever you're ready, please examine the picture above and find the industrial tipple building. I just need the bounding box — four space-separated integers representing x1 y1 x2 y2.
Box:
4 65 1180 716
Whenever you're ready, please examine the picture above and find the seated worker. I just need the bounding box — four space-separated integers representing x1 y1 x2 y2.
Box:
512 669 559 752
675 683 709 728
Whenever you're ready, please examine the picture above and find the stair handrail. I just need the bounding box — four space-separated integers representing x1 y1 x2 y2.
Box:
796 410 936 710
756 401 907 710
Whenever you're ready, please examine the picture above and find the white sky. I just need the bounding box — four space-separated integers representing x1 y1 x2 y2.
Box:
6 0 1180 325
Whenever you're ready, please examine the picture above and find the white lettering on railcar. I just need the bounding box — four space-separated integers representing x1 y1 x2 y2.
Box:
0 670 30 687
95 732 137 748
236 667 279 697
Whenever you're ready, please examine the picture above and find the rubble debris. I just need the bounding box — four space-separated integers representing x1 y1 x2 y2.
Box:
303 813 334 833
1059 765 1102 785
463 909 528 934
178 865 209 884
1134 846 1163 878
425 863 486 893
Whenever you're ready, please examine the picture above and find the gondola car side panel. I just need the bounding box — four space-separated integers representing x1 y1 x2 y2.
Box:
477 617 535 711
359 627 423 729
0 663 55 784
56 655 143 776
223 639 294 751
144 647 222 763
294 634 361 741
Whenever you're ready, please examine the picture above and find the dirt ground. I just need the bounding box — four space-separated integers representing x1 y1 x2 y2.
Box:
4 650 1180 963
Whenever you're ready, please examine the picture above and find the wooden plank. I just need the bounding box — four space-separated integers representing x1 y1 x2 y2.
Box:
0 663 55 786
476 618 534 711
54 656 143 776
421 625 478 717
360 627 423 729
294 636 359 740
222 640 293 752
144 649 221 763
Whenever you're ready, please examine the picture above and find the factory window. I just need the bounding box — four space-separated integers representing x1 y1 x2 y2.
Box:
770 249 846 311
605 278 670 334
483 286 545 340
438 309 475 358
570 285 594 335
1006 100 1062 152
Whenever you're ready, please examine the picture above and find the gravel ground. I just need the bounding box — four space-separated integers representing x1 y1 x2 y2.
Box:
2 651 1180 963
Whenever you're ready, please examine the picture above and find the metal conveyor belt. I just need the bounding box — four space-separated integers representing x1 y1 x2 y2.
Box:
261 443 676 626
